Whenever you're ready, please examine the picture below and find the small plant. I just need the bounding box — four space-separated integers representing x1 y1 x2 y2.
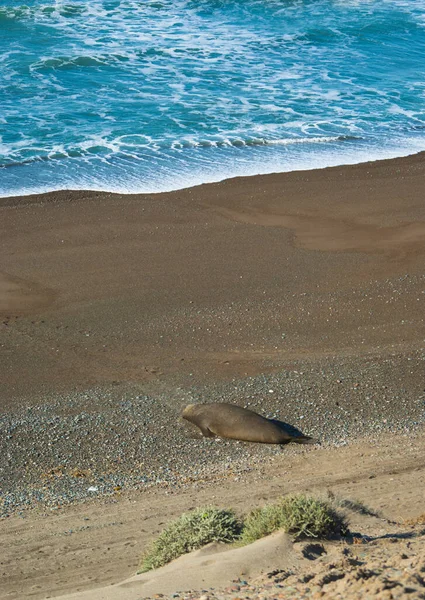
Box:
239 494 348 544
139 506 242 572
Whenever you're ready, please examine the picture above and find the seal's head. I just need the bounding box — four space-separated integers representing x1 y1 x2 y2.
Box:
181 403 196 419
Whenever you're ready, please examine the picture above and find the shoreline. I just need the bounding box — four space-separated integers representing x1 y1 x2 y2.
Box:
2 146 425 202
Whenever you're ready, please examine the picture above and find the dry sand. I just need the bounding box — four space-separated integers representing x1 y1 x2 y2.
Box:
60 530 298 600
1 152 425 598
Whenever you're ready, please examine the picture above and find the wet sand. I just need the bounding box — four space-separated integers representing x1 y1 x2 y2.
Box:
1 152 424 404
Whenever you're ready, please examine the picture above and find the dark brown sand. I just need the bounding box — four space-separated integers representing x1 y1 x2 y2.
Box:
1 152 424 405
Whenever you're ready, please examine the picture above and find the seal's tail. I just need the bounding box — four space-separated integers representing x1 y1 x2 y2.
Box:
291 435 319 445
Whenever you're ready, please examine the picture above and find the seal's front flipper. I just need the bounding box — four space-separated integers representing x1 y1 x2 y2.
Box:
199 425 216 438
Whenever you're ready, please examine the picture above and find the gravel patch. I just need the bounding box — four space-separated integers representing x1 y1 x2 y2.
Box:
1 350 425 517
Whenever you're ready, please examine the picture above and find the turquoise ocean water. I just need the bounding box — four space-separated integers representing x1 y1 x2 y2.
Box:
1 0 425 196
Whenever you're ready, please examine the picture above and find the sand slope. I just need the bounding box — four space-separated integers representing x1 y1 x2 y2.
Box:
1 153 424 404
60 532 297 600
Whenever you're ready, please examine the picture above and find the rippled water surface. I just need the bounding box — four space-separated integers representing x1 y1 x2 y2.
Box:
1 0 425 195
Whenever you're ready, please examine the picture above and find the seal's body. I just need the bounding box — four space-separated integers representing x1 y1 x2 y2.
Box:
182 403 315 445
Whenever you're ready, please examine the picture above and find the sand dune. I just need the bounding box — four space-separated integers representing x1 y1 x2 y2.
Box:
60 532 298 600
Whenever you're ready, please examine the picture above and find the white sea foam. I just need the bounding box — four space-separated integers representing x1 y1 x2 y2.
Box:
2 135 425 198
1 0 425 197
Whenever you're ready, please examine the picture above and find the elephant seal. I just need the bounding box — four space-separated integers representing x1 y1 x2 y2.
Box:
182 403 316 445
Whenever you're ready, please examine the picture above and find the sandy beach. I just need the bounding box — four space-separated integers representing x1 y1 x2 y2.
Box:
1 152 425 598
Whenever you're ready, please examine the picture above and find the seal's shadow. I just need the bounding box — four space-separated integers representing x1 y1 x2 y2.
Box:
269 418 308 440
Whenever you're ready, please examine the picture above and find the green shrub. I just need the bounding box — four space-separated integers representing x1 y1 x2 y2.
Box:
239 494 348 545
139 506 242 572
139 495 348 574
